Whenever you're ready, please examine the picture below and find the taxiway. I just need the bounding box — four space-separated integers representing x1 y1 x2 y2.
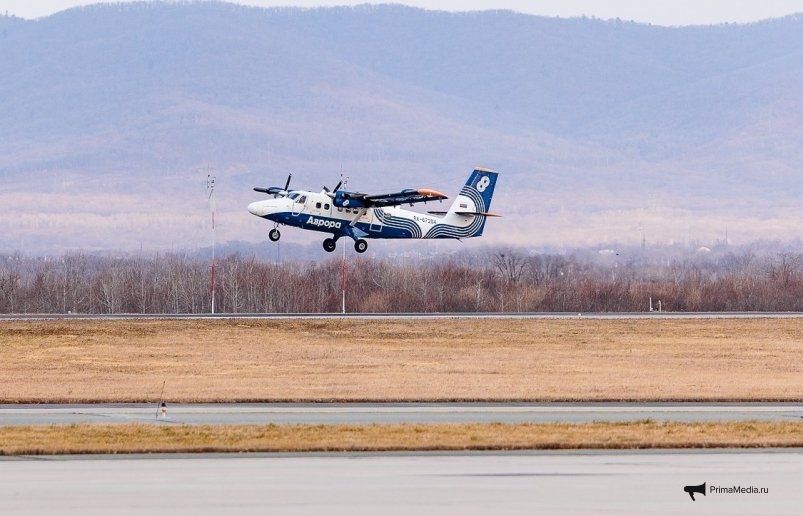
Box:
2 402 801 426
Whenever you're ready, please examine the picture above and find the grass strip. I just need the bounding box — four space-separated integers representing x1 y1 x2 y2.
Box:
4 318 803 402
2 421 803 455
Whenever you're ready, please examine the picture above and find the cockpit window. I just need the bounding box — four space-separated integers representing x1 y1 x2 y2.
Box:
288 193 299 200
298 195 307 204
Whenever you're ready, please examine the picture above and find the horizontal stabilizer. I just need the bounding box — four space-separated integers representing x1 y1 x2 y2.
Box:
427 210 501 217
457 211 501 217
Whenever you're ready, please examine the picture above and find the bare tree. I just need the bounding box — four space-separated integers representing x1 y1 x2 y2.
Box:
0 253 23 313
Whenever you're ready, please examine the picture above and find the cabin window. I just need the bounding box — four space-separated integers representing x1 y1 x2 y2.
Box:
316 202 321 209
324 204 330 210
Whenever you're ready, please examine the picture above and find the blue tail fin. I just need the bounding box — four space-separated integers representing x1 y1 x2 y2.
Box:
448 167 498 213
467 167 497 212
445 167 499 237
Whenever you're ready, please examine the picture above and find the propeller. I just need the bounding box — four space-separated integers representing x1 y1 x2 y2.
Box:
253 173 292 198
323 177 344 196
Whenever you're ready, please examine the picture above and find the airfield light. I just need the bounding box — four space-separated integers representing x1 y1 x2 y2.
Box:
154 380 166 420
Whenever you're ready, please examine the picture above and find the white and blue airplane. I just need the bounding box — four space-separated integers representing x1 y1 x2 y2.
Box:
247 167 499 253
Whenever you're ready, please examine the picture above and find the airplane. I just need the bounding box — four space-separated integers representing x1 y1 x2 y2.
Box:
247 167 499 253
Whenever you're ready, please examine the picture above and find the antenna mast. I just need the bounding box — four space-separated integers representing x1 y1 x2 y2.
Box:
207 173 217 314
340 170 349 314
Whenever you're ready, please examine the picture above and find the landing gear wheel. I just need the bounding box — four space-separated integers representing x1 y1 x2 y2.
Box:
268 228 281 242
354 239 368 253
323 238 337 252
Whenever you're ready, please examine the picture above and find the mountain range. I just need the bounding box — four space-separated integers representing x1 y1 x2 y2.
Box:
2 2 803 254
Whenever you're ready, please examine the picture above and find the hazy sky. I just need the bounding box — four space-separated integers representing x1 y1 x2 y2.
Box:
3 0 803 25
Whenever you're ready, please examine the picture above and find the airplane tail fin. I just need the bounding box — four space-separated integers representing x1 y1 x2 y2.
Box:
448 168 498 214
447 167 499 237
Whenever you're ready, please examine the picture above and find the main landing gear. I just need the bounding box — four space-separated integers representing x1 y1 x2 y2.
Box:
322 237 368 254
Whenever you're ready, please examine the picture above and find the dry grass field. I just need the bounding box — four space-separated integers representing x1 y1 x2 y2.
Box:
2 317 802 402
2 421 803 455
0 421 803 455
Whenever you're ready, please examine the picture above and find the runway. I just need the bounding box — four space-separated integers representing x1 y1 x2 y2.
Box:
2 402 801 426
1 450 801 515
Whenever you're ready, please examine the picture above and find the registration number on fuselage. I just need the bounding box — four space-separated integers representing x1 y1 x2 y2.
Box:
413 215 437 225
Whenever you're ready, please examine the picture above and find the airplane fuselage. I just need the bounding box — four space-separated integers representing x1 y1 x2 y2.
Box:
248 191 474 240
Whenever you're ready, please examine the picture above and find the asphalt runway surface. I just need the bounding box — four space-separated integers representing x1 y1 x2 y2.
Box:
2 402 802 426
1 450 801 515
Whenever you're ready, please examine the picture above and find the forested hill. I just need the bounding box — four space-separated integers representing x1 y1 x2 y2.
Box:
2 3 803 253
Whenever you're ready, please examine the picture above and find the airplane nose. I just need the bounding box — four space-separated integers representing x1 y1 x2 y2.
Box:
248 201 267 217
249 197 291 218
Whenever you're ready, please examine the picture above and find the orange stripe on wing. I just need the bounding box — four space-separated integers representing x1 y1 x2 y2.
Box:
416 188 448 199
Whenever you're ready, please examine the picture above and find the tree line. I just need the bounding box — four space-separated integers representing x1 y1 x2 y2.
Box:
2 247 803 314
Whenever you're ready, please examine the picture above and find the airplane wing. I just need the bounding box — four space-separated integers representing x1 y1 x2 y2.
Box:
253 174 292 197
253 186 287 195
333 188 447 208
364 188 447 207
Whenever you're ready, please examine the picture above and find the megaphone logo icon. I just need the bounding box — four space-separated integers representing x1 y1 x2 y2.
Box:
684 482 706 501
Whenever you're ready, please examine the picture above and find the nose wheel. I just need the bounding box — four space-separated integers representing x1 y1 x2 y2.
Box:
354 239 368 253
268 228 281 242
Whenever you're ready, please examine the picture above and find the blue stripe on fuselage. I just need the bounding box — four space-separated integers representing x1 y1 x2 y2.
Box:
263 211 418 239
361 222 415 239
265 212 347 235
264 210 485 241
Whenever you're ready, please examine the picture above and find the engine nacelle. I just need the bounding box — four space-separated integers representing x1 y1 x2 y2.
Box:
332 191 368 209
